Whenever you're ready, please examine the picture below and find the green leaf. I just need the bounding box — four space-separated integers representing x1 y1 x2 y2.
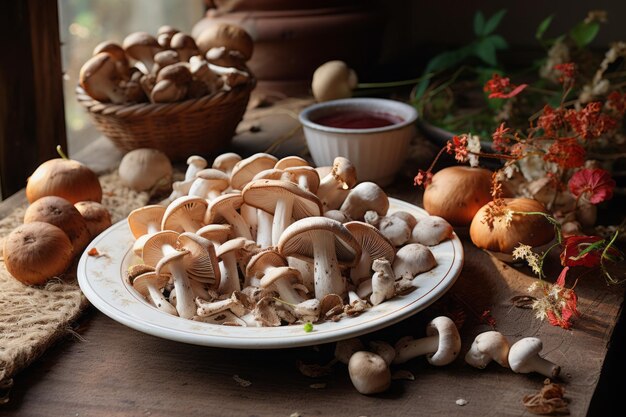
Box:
483 9 507 36
473 39 497 66
414 47 472 99
536 15 554 40
474 11 485 36
488 34 508 50
570 21 600 48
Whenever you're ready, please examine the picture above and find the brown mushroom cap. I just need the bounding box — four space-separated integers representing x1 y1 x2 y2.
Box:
204 193 244 224
344 221 395 263
122 32 161 70
246 248 287 278
230 153 279 190
161 196 208 233
127 205 166 239
3 222 74 285
74 201 112 238
196 23 254 61
470 198 555 254
79 52 126 103
283 166 321 193
170 32 199 62
242 179 322 219
23 195 91 256
196 224 233 245
132 270 171 297
178 232 221 287
142 230 179 266
274 156 310 170
278 217 361 267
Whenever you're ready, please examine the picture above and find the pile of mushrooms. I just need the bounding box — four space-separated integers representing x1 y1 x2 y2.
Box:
126 153 454 326
79 23 253 104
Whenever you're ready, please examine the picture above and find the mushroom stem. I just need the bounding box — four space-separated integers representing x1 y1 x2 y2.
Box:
527 356 561 378
393 335 439 364
275 278 306 305
350 251 372 285
222 208 252 240
271 197 294 246
312 232 345 299
240 204 257 240
370 259 395 306
218 252 241 294
257 210 273 248
146 283 178 316
180 216 202 233
298 175 311 192
165 259 196 319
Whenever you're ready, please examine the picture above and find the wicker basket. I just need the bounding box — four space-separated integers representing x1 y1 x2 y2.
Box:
76 79 255 161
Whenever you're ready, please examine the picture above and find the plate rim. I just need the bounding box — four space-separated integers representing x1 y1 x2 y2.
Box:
77 198 464 349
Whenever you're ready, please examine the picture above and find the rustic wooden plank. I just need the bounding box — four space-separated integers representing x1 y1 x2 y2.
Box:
0 174 622 417
0 0 67 199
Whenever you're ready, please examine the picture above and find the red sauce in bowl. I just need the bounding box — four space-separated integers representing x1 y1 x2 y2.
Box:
314 110 403 129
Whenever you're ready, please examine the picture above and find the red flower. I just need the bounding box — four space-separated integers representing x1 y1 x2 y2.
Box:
565 102 618 140
484 73 528 99
554 63 576 84
568 168 616 204
607 91 626 115
545 267 579 330
560 236 604 267
446 135 468 162
414 169 433 187
543 137 586 169
537 105 566 138
492 122 511 152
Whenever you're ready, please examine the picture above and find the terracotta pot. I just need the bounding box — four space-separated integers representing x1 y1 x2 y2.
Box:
193 2 382 96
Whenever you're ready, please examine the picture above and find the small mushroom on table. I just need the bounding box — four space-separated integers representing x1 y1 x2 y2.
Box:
393 316 461 366
278 217 361 300
508 337 560 378
464 331 510 369
348 351 391 395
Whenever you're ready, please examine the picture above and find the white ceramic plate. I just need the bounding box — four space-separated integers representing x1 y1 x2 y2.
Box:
77 198 464 349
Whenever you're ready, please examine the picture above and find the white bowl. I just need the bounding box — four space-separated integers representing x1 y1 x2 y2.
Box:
299 98 418 186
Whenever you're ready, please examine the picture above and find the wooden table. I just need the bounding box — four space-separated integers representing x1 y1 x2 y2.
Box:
1 104 624 417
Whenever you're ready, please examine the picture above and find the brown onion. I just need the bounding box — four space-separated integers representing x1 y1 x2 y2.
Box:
3 222 74 285
24 196 91 256
423 166 493 226
26 158 102 204
469 198 555 255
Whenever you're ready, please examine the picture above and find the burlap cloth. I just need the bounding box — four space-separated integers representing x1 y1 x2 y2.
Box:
0 171 150 389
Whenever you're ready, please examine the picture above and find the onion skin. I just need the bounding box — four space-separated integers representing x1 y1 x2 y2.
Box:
3 222 74 285
423 166 494 227
469 198 555 254
26 158 102 204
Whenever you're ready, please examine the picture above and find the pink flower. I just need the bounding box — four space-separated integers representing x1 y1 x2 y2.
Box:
568 168 616 204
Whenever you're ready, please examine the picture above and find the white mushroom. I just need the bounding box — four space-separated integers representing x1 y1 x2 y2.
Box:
368 340 396 365
348 351 391 395
411 215 454 246
316 157 357 211
340 182 389 221
118 148 173 192
508 337 560 378
393 316 461 365
392 244 437 280
464 331 510 369
278 217 361 300
312 60 358 103
378 215 411 247
370 259 395 306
